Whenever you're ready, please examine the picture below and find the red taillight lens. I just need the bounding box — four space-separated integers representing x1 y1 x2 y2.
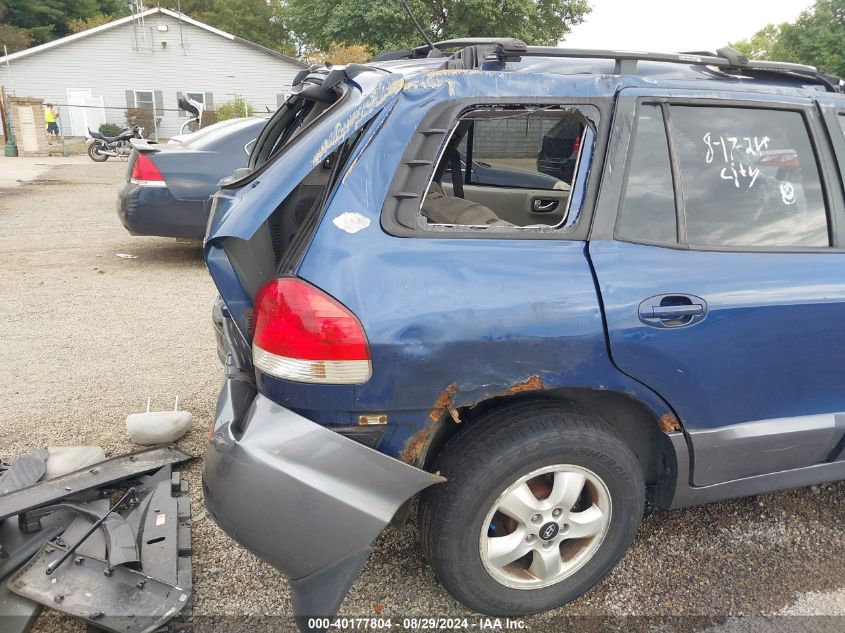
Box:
131 154 165 182
252 278 371 383
572 134 581 155
759 152 800 168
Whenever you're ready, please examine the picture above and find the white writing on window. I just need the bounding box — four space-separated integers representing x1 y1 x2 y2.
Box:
703 132 770 189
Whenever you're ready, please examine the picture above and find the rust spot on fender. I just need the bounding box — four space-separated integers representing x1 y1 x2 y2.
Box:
401 428 430 465
429 383 458 423
401 383 458 465
502 374 545 396
657 413 682 433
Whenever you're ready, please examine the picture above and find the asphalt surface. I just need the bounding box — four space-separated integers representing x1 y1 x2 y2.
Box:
0 160 843 633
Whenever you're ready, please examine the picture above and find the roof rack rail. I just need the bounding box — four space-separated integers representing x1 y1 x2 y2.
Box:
386 39 843 93
682 49 844 91
519 46 825 77
520 46 728 74
519 46 843 90
681 49 826 75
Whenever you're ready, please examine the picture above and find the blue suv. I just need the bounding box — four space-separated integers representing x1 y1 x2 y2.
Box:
202 40 845 626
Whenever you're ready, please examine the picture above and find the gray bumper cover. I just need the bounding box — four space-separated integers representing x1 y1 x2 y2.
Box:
202 392 444 622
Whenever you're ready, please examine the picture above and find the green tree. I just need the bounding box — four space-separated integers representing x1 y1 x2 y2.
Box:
0 0 299 57
0 0 130 51
284 0 591 54
0 24 32 52
68 12 114 33
157 0 297 56
215 96 254 120
731 0 845 77
318 43 372 65
731 24 782 60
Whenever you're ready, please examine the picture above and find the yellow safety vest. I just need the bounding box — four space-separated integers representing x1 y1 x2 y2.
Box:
44 108 56 123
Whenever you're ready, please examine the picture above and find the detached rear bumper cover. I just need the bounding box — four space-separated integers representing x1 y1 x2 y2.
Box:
202 393 444 619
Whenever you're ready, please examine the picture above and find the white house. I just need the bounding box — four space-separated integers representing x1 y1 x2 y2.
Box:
0 8 306 138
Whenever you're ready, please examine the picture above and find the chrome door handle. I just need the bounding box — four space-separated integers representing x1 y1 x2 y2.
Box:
638 294 708 328
532 199 559 212
646 304 704 319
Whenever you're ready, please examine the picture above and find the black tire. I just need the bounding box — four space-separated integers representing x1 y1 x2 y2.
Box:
88 143 108 162
419 400 644 615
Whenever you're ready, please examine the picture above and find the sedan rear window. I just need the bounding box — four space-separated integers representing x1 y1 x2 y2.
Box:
184 118 262 150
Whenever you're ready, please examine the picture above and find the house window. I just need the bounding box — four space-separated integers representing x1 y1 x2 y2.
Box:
177 92 212 118
185 92 205 107
134 90 154 110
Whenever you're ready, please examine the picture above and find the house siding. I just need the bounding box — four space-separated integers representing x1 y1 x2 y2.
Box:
0 12 302 138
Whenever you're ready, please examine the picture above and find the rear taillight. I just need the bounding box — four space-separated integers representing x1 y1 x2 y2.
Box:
572 134 581 155
130 154 165 185
252 278 371 384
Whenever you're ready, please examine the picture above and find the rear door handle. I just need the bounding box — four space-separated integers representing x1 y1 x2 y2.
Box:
648 304 703 318
638 294 707 328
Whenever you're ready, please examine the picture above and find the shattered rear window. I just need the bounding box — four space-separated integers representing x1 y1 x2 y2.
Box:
243 73 348 179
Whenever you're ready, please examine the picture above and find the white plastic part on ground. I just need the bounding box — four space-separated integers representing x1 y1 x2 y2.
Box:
43 446 106 479
126 410 192 445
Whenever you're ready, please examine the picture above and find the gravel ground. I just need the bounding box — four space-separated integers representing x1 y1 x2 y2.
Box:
0 161 843 633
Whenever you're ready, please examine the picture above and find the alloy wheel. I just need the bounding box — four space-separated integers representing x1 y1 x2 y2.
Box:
479 464 612 589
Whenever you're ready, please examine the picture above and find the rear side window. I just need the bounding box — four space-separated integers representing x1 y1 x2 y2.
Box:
615 104 677 244
450 112 582 190
671 106 828 248
421 107 592 229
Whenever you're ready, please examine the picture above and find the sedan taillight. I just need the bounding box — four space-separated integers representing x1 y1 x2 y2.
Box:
130 154 165 186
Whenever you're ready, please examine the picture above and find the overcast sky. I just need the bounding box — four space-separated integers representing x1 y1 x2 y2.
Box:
562 0 815 52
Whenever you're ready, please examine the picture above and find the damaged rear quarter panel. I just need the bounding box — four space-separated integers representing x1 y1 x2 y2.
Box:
251 72 676 462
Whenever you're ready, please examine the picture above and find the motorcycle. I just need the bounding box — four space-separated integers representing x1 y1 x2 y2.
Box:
85 126 144 162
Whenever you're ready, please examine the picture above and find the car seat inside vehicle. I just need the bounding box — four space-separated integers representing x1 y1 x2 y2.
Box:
421 128 512 226
422 181 512 226
421 109 580 228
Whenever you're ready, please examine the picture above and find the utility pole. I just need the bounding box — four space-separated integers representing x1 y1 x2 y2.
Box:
2 46 17 156
1 86 17 157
